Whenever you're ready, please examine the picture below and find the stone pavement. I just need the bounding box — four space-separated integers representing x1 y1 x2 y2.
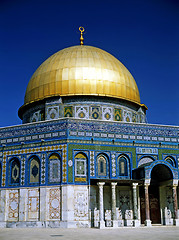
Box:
0 226 179 240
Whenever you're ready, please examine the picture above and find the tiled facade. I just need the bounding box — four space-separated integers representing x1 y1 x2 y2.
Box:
0 118 178 228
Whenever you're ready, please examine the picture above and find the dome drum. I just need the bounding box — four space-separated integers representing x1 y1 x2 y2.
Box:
20 95 146 124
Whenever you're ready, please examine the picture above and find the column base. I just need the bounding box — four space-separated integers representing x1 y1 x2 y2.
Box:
133 220 140 227
99 220 105 229
124 219 133 227
112 220 118 228
144 219 152 227
174 219 179 226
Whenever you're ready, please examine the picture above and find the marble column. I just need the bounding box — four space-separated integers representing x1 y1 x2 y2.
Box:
144 183 151 227
132 183 140 227
97 182 105 228
173 184 179 226
111 182 118 228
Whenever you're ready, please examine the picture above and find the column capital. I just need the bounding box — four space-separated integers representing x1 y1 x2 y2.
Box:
132 183 138 188
173 179 178 187
111 182 117 187
144 179 151 186
97 182 105 187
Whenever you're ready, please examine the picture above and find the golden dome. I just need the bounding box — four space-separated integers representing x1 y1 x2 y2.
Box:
21 45 142 110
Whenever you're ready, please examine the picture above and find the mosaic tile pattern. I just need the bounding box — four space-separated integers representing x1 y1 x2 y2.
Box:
48 154 61 183
62 145 67 182
2 154 6 187
21 155 26 185
64 106 73 117
75 106 89 119
114 108 122 121
97 155 107 176
8 189 19 221
90 151 95 177
30 158 40 184
41 153 46 184
123 110 132 122
111 152 116 177
91 106 100 120
46 106 59 120
0 118 178 146
10 158 20 185
31 110 41 122
102 107 113 121
49 188 60 220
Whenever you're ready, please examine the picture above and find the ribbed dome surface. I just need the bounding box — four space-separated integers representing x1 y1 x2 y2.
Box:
22 45 141 110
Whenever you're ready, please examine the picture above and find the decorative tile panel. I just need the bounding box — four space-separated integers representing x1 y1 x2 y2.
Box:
8 190 19 221
123 110 132 122
21 155 26 185
2 154 6 186
75 106 89 119
64 106 73 117
102 107 113 121
41 153 46 184
48 154 61 183
48 188 60 220
91 106 100 120
46 106 59 120
62 145 67 182
114 108 122 121
90 151 95 177
111 152 116 177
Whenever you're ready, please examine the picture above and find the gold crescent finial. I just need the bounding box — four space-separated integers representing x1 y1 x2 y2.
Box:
79 26 85 45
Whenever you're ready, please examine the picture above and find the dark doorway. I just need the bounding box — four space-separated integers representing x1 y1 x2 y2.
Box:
140 186 161 224
140 164 173 224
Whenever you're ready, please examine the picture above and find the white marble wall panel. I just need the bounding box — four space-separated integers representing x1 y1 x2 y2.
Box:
28 188 39 220
74 186 88 221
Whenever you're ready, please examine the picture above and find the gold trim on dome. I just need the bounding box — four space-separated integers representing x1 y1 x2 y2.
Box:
19 45 145 116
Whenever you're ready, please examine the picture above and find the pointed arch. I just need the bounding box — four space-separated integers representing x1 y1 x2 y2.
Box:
48 152 61 184
9 157 20 185
164 156 176 167
118 154 129 177
97 154 109 177
74 152 87 179
29 155 40 185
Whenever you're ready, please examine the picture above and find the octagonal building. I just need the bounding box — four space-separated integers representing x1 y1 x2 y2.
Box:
0 34 179 228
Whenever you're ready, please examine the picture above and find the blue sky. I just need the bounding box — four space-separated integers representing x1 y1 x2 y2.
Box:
0 0 178 127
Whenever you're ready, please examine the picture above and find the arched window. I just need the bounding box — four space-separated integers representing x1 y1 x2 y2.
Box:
75 153 87 179
29 156 40 184
97 154 108 177
48 153 61 183
137 156 154 167
118 155 128 177
9 158 20 185
165 156 175 167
